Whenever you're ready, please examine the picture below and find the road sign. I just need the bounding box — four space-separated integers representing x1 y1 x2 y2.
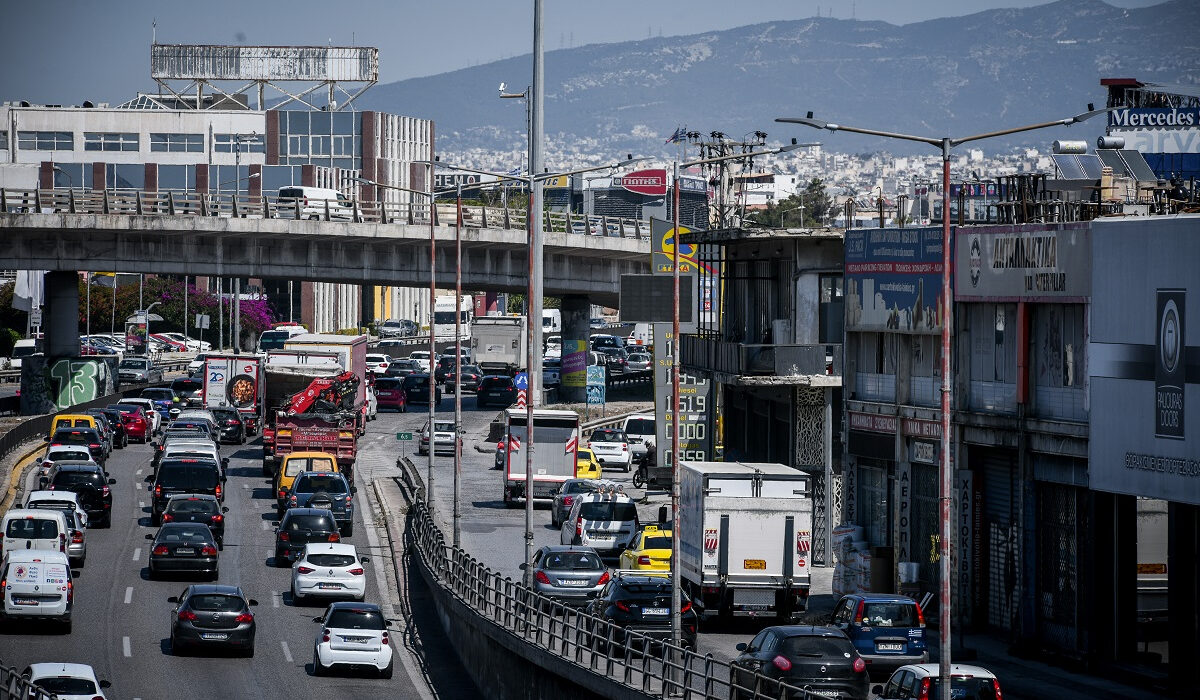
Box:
586 384 606 405
29 307 42 325
514 372 528 390
587 365 606 386
396 432 414 441
516 389 527 409
195 314 211 329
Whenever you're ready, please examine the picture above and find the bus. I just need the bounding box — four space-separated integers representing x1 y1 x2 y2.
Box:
433 295 473 342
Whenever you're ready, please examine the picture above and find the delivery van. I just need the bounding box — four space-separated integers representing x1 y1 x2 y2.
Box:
0 550 74 630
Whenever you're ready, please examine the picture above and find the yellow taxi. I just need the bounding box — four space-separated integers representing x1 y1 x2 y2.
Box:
274 451 339 513
618 524 673 572
575 447 602 480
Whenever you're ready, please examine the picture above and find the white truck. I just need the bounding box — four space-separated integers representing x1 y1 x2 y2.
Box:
472 316 526 376
678 461 813 623
501 408 579 507
202 354 265 435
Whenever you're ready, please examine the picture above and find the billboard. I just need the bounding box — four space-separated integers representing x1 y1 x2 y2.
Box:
618 169 668 197
845 226 945 334
955 223 1091 302
1089 217 1200 505
151 45 378 82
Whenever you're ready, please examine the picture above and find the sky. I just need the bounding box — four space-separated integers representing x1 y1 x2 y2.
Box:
0 0 1162 106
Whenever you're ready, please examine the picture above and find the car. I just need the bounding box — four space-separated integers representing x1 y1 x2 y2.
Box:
544 336 562 358
445 364 484 393
542 357 561 387
38 444 96 483
575 447 602 480
626 352 652 372
476 375 517 408
873 663 1002 700
418 419 457 456
377 320 405 339
291 543 370 604
584 572 698 650
312 602 395 678
48 427 107 465
365 353 392 375
590 333 625 350
95 408 130 448
82 411 116 455
168 584 258 656
118 356 163 383
523 545 610 607
1 508 71 560
731 625 870 700
151 333 189 352
21 663 111 699
168 418 218 444
187 354 206 377
153 429 216 470
622 414 656 460
559 486 640 558
40 463 115 527
209 406 247 445
587 428 633 472
138 387 179 422
403 373 442 405
385 359 420 378
277 185 353 220
146 522 220 580
151 458 224 525
23 495 87 566
373 377 408 412
121 397 165 434
159 332 210 352
157 441 226 479
829 594 929 676
284 471 356 537
170 377 205 406
590 317 608 329
551 478 602 528
49 414 103 449
274 452 340 514
275 508 342 566
163 494 229 548
407 350 436 373
434 355 468 384
595 346 629 373
26 489 90 529
618 524 672 572
107 404 150 443
0 549 74 631
397 319 419 336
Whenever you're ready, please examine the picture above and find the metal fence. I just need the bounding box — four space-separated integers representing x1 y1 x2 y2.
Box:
0 664 55 699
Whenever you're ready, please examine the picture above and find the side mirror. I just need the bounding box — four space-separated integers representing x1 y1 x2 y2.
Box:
144 474 154 483
99 680 112 689
108 478 117 485
221 475 228 482
222 458 230 467
351 486 358 494
222 506 230 513
518 562 527 570
145 534 155 540
71 570 80 579
312 616 324 623
167 596 179 603
360 556 370 564
872 686 884 696
248 599 259 606
735 642 747 652
384 620 393 628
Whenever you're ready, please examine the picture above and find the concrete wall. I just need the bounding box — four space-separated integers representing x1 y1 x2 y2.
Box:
19 356 118 415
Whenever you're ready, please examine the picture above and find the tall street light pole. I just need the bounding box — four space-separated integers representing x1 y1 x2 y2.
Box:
453 182 464 548
776 105 1109 691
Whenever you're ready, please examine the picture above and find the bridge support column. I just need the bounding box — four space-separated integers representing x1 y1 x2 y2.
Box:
558 294 590 404
44 271 80 358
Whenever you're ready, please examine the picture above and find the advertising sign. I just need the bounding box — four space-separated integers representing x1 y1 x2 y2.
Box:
1089 217 1200 505
542 175 571 189
125 320 148 356
955 223 1091 301
845 226 945 334
562 339 588 388
1109 108 1200 130
618 169 668 197
950 183 1000 199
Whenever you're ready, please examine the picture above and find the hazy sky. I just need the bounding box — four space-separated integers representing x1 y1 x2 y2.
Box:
0 0 1162 105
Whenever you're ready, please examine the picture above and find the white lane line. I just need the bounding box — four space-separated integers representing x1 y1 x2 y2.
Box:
261 520 269 531
132 548 141 561
122 636 131 657
124 586 133 604
134 483 141 491
139 500 146 509
135 468 143 475
280 640 294 663
273 592 280 609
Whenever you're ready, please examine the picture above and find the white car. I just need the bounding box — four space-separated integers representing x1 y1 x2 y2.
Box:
407 350 435 373
586 427 633 472
365 353 392 375
875 663 1001 699
21 663 110 700
26 490 90 529
312 602 394 678
187 354 206 377
291 543 369 603
159 332 211 352
39 445 97 481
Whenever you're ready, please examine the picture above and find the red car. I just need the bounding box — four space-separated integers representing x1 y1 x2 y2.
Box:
151 333 188 351
373 377 408 412
108 403 151 442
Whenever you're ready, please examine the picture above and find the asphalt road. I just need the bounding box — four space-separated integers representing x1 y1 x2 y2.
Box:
0 413 439 699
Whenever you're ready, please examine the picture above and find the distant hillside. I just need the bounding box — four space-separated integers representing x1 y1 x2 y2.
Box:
360 0 1200 156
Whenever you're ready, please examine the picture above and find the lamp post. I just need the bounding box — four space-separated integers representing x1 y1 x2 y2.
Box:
776 105 1109 689
778 204 804 228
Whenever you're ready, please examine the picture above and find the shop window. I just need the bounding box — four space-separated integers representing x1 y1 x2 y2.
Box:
1033 304 1086 420
968 303 1017 412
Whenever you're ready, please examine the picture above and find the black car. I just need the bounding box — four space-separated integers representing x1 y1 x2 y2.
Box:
585 573 698 651
284 471 356 537
49 428 106 466
595 347 630 373
170 377 204 406
384 359 420 378
96 408 130 448
209 407 247 445
275 508 341 566
445 364 484 393
434 355 472 384
170 419 219 444
41 462 115 527
730 626 870 700
146 522 220 580
84 411 119 451
163 494 229 548
402 373 442 405
168 584 257 656
476 376 517 408
152 459 225 525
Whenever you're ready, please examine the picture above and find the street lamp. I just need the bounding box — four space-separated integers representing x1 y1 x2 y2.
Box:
778 204 805 228
776 105 1109 689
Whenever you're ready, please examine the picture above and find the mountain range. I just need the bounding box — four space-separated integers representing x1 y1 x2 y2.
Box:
360 0 1200 158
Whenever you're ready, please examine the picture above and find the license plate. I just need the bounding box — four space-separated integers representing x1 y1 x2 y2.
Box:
877 643 904 651
589 534 613 541
12 597 39 606
318 583 341 590
175 548 195 555
743 559 766 570
642 607 668 615
559 579 589 587
200 633 228 640
342 635 370 643
812 691 840 698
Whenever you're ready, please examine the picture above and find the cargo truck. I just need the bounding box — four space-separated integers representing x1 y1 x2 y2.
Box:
261 351 351 476
678 461 813 623
283 333 368 434
471 316 526 377
502 408 579 507
201 354 265 435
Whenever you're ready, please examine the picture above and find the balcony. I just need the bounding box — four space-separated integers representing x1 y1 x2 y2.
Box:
681 336 841 384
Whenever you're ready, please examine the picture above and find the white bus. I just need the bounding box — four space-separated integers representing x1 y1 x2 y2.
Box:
433 295 473 342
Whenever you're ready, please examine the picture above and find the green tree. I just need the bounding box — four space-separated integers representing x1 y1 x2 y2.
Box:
748 178 837 228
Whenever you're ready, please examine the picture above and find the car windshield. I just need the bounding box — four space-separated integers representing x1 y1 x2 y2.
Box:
862 602 920 627
777 635 857 657
375 379 401 390
480 378 512 389
405 377 431 389
143 389 175 401
542 551 603 571
212 410 239 421
286 515 335 532
327 609 385 630
48 449 91 461
189 594 244 612
6 518 59 538
294 475 348 494
169 499 217 515
642 536 671 549
592 429 626 442
284 457 335 477
157 466 218 489
925 677 999 700
119 359 148 369
172 380 202 392
158 525 212 543
433 422 454 432
52 431 95 445
259 331 290 350
12 345 39 358
33 678 96 694
624 419 654 436
629 354 650 361
579 501 638 521
53 471 102 488
566 481 599 495
308 553 357 567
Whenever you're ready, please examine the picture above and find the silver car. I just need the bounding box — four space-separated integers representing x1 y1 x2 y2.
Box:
551 478 602 528
522 545 610 607
626 352 652 371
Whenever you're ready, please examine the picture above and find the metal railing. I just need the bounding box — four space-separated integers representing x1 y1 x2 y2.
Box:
0 665 54 700
0 187 650 240
400 458 825 700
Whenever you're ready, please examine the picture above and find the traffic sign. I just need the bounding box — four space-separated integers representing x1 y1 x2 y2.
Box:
514 372 529 390
396 432 414 441
586 384 606 405
586 365 606 386
516 389 527 409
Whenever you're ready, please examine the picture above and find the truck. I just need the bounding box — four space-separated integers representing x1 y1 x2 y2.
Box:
260 351 349 476
678 461 813 623
283 333 368 433
501 408 579 507
433 295 474 343
201 354 265 435
471 316 527 376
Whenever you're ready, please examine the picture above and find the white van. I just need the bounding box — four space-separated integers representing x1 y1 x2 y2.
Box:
559 486 641 558
277 186 354 220
0 550 73 630
622 414 656 459
9 338 40 370
2 509 69 558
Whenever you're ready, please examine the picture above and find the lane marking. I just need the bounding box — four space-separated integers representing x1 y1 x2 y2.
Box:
135 468 143 476
273 592 280 609
139 500 146 509
134 483 141 491
122 636 131 657
243 483 250 489
124 586 133 604
132 548 141 561
280 640 293 663
261 520 269 531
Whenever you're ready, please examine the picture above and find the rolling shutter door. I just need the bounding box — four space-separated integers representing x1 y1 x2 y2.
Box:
977 448 1016 631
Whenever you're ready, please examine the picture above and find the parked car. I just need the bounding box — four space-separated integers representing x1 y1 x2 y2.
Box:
168 584 257 656
523 545 610 607
731 625 870 700
163 493 229 548
402 373 442 405
118 356 163 384
291 543 369 604
146 522 220 580
284 471 355 537
829 594 929 676
311 602 394 677
584 572 698 650
873 663 1002 700
373 377 408 412
476 375 516 408
275 508 341 566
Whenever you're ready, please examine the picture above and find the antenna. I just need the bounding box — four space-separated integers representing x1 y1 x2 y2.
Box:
152 17 157 45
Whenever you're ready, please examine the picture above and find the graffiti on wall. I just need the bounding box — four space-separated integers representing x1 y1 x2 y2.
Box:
20 356 117 415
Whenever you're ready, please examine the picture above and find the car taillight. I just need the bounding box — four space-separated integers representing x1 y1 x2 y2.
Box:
322 628 330 642
215 484 222 499
72 530 84 544
381 630 390 646
597 570 611 585
328 533 340 542
562 495 574 507
155 485 162 498
89 443 101 449
59 533 67 552
614 600 631 612
637 555 651 566
853 657 866 673
349 567 364 576
576 518 583 538
200 545 218 556
278 489 287 499
534 571 551 584
234 612 254 623
178 610 198 622
772 655 792 671
211 514 223 523
289 495 298 505
278 531 290 541
917 678 931 700
102 485 110 497
153 545 169 555
853 599 865 624
296 565 316 574
992 679 1003 700
621 443 628 451
66 579 73 603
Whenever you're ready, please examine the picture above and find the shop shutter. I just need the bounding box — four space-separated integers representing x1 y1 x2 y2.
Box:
977 448 1017 631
